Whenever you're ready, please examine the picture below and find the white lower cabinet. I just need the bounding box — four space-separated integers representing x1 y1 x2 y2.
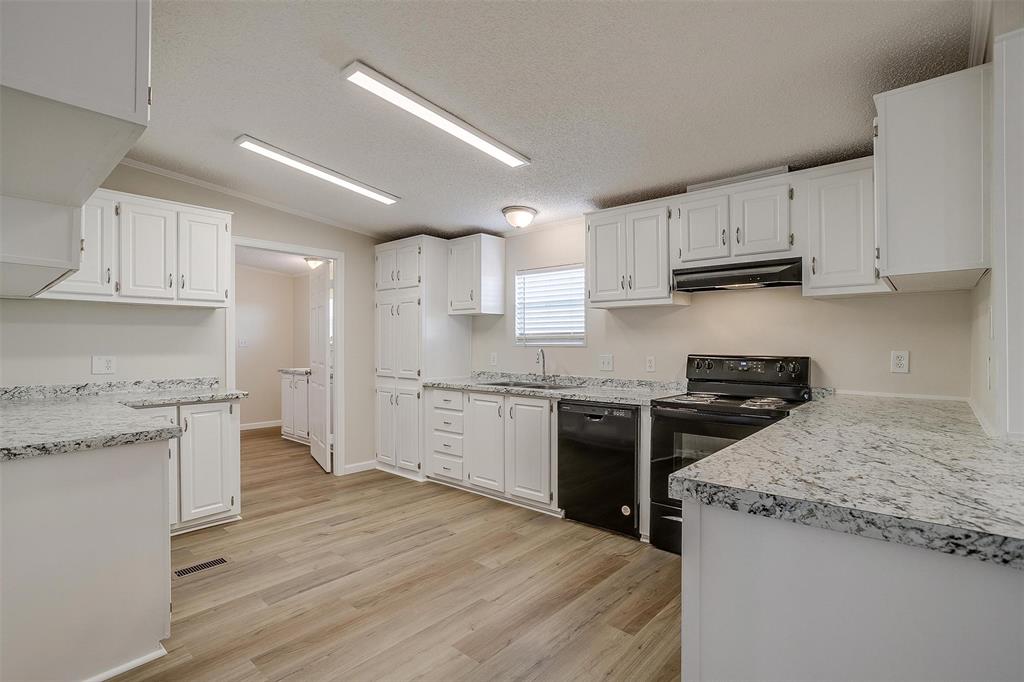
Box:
376 381 422 472
136 401 240 533
375 385 396 465
429 390 553 507
280 372 309 443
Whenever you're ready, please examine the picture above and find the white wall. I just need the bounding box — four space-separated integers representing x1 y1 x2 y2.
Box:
293 273 310 368
235 265 295 426
472 219 974 397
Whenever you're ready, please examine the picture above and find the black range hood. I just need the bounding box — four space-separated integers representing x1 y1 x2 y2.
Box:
673 257 802 292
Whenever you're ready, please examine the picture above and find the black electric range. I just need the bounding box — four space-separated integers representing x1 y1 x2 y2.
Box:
649 354 810 554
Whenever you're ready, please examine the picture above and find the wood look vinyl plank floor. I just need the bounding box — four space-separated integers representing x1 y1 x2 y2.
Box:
115 428 681 682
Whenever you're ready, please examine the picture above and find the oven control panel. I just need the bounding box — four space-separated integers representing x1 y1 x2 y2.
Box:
687 355 810 384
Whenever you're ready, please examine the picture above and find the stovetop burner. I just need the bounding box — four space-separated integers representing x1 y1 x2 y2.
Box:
665 393 718 405
740 396 788 409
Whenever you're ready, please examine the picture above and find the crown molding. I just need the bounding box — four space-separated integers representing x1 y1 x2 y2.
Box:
968 0 993 66
116 158 380 239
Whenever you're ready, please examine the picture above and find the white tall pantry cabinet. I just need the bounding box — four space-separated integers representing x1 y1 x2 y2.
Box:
375 236 471 478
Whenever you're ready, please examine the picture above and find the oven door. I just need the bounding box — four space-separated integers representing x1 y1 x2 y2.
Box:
650 406 775 509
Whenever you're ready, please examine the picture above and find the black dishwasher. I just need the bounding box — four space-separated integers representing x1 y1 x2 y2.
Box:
557 401 639 538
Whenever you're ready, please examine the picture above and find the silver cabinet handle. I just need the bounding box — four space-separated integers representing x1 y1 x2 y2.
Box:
628 274 633 289
183 417 188 433
396 270 401 280
391 305 396 316
442 465 452 471
736 227 741 244
106 267 111 283
442 420 452 426
442 442 451 448
168 273 173 288
391 270 395 281
721 228 727 246
811 256 817 275
498 404 502 419
510 405 514 419
677 247 682 259
180 274 185 289
620 275 625 290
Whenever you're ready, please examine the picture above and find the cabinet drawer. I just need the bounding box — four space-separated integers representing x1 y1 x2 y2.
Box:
431 432 463 456
431 409 464 434
431 389 464 410
431 451 463 482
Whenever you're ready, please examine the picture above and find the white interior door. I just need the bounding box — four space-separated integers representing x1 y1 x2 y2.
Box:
178 211 228 302
50 193 116 295
119 200 177 300
179 403 232 522
308 261 331 472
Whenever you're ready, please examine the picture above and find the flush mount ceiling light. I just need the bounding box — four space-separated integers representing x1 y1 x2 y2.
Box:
305 257 325 270
234 134 398 205
342 61 530 168
502 206 537 228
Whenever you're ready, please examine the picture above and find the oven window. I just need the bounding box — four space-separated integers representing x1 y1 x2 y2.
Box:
674 432 738 468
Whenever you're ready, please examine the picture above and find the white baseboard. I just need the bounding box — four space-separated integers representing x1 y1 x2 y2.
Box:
83 645 166 682
241 420 282 431
339 460 377 476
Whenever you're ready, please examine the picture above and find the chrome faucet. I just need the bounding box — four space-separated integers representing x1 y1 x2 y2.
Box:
536 348 546 378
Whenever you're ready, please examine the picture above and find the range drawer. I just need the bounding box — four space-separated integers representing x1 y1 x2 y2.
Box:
431 389 464 410
431 451 463 481
431 432 463 456
431 409 464 434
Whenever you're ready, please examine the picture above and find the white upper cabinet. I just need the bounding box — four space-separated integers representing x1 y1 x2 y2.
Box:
874 64 990 291
448 234 504 315
730 184 791 256
464 392 505 492
624 206 670 300
375 246 397 290
805 166 881 291
375 292 396 377
504 396 551 505
178 211 228 302
394 292 421 380
672 194 730 266
395 243 421 288
119 200 177 300
586 211 627 303
178 402 234 523
48 192 117 297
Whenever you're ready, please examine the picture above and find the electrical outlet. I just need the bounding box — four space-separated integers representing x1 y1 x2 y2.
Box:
489 352 497 366
599 354 614 372
890 350 909 373
645 356 656 372
237 338 250 348
91 356 116 375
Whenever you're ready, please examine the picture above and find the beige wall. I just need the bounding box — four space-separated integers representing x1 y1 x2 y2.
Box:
0 163 379 468
472 219 973 397
293 274 310 368
235 265 296 426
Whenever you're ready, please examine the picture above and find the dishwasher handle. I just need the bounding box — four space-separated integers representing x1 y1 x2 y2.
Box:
559 401 638 419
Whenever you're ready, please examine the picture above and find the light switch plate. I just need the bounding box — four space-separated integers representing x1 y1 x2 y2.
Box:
238 338 250 348
91 356 116 375
645 356 656 372
890 350 909 373
489 352 497 366
599 354 614 372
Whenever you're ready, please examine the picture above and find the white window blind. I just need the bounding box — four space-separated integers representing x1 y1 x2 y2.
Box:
515 265 585 346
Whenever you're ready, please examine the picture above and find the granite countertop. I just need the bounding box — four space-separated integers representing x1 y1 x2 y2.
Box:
669 394 1024 569
0 378 248 462
278 368 311 375
423 372 684 406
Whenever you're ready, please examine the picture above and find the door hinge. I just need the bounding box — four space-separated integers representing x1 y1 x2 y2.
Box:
666 207 672 220
417 462 421 470
586 223 590 233
114 203 121 216
788 187 794 200
587 289 591 300
148 86 153 106
417 369 421 377
417 298 421 305
80 238 85 253
788 233 795 246
417 391 421 399
170 602 173 614
418 246 421 254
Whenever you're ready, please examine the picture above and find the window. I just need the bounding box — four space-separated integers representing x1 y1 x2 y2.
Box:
515 264 586 346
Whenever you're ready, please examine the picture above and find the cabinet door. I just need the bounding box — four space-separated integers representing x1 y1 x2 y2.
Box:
673 195 730 265
730 184 791 256
375 293 396 377
50 194 117 296
293 375 309 438
586 212 627 302
281 375 294 435
119 201 177 300
625 206 669 300
137 406 179 526
807 169 877 289
375 247 396 290
448 238 479 312
395 243 421 288
394 293 421 380
395 387 421 472
375 386 396 465
179 402 233 522
504 397 551 504
178 211 229 302
464 393 505 492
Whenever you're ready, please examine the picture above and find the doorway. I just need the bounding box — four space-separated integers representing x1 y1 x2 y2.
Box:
226 237 345 474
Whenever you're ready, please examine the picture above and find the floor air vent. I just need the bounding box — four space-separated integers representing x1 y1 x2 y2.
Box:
175 557 227 577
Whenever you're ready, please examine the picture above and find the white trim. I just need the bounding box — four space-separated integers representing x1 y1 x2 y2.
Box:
423 475 563 517
82 645 166 682
117 158 379 238
834 389 969 401
968 0 993 66
229 236 347 476
342 460 378 475
234 263 304 279
170 514 242 536
241 419 282 431
969 399 1000 436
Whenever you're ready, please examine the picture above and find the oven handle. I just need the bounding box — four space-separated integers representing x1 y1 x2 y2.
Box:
651 406 776 424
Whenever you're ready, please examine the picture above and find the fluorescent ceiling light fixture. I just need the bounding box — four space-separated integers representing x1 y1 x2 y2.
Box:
342 61 530 168
234 134 398 205
502 206 537 228
305 257 325 270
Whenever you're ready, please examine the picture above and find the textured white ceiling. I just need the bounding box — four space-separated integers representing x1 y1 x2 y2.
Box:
235 246 311 276
129 0 972 239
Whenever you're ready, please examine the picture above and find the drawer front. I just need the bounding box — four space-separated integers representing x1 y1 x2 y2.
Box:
431 451 463 481
431 409 464 434
431 389 464 410
431 432 463 456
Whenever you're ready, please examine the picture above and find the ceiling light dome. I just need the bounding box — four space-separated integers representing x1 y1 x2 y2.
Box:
502 206 537 229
